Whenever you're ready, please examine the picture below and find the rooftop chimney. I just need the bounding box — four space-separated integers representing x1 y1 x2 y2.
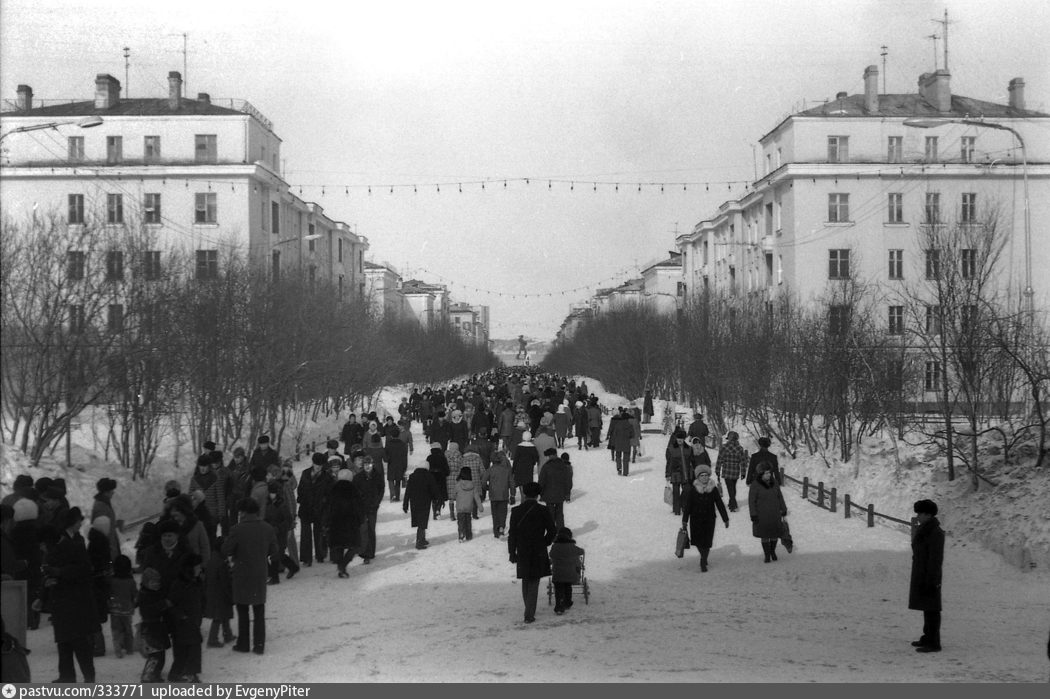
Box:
835 91 848 101
168 71 183 110
16 84 33 111
94 74 121 109
863 65 879 113
918 70 952 113
196 92 210 106
1008 77 1025 110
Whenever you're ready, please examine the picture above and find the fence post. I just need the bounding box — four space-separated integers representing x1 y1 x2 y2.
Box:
844 493 851 518
817 481 825 508
867 503 875 527
802 477 809 499
830 487 837 513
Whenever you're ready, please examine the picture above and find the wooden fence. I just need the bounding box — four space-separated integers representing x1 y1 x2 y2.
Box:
779 469 916 535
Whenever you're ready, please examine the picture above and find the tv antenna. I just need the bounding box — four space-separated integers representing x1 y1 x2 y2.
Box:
879 45 888 93
926 33 940 71
932 9 955 73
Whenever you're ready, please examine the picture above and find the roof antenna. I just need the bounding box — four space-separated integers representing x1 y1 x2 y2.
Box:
123 47 130 98
879 45 888 93
926 33 940 71
932 9 955 73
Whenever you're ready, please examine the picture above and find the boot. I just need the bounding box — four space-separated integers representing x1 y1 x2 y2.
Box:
207 621 223 648
700 548 709 572
769 540 778 561
762 541 771 563
141 654 164 683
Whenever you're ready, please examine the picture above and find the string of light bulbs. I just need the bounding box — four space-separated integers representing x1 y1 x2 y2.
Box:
406 265 641 300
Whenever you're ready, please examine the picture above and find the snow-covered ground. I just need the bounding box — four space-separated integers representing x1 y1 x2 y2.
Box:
4 380 1050 682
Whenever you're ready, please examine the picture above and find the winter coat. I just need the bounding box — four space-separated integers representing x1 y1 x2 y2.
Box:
606 413 634 451
717 440 750 482
549 537 585 584
507 498 557 580
91 493 120 559
471 409 494 439
908 517 944 612
454 479 484 515
585 405 603 432
533 430 558 462
538 457 573 504
687 419 710 443
427 449 451 502
483 456 515 503
445 448 464 504
355 466 386 513
448 418 470 453
745 450 781 485
681 478 729 549
385 437 410 482
462 452 485 491
553 411 570 441
468 438 494 469
264 491 293 545
626 415 641 448
643 391 655 418
512 443 540 486
203 550 233 621
573 408 589 436
249 446 281 475
137 541 202 647
45 530 100 643
296 466 332 522
249 480 270 520
429 419 451 451
222 514 278 606
326 480 362 549
340 421 365 449
364 430 386 468
665 441 696 484
404 467 441 528
498 408 517 438
748 477 787 539
87 527 112 624
189 467 226 525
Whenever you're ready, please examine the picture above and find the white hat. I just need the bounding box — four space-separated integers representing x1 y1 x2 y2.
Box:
12 498 38 523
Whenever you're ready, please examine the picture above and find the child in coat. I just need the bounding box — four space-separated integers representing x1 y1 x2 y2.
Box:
108 555 137 658
549 527 585 614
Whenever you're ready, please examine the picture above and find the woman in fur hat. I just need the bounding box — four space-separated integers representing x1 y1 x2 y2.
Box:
680 465 730 572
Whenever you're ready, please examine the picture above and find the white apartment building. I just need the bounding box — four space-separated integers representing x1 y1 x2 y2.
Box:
677 66 1049 317
0 71 367 298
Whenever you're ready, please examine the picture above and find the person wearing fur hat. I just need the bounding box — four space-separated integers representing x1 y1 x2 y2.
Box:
549 527 584 614
748 463 787 563
222 498 278 654
91 477 121 560
909 499 945 653
606 406 635 477
573 401 590 451
448 409 470 454
355 456 385 563
429 410 451 452
1 474 38 508
249 435 281 475
403 460 441 550
427 442 451 520
681 465 730 572
189 454 225 543
538 449 573 530
44 507 99 682
326 470 362 578
511 431 540 501
297 452 333 566
167 496 211 569
507 482 557 624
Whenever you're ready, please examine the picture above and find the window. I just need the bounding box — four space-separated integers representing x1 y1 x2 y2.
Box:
143 251 161 281
827 193 849 222
888 306 904 335
888 249 904 280
271 202 280 235
106 193 123 224
144 135 161 162
924 360 942 391
194 193 217 224
961 248 977 280
271 250 281 281
67 251 86 281
69 305 86 334
107 304 124 333
887 136 903 163
827 136 849 163
887 192 903 223
961 304 978 335
828 249 850 279
338 237 343 263
961 136 976 163
924 192 941 224
68 136 84 162
925 305 942 335
106 251 124 281
829 305 851 335
194 134 217 163
924 136 938 162
144 193 162 224
196 249 219 281
961 192 977 223
925 249 941 279
106 136 122 164
68 194 84 224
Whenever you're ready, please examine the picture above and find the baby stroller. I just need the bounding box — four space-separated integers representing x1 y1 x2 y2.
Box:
547 551 590 605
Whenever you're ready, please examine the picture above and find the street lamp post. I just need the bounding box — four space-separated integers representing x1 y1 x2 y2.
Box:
0 115 104 146
271 232 321 275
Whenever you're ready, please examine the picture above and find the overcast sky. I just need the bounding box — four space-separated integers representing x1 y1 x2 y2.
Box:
2 0 1047 340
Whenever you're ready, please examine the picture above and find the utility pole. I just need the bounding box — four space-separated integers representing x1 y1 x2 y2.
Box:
123 47 130 97
880 45 888 93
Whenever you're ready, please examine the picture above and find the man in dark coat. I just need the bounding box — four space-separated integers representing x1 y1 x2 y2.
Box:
296 453 332 566
909 499 945 653
606 406 635 476
44 507 98 682
90 477 121 560
385 432 410 502
327 471 362 577
249 435 280 475
687 413 710 448
222 498 278 655
507 482 557 624
340 414 365 451
355 456 385 563
537 449 573 530
665 429 696 516
403 464 441 549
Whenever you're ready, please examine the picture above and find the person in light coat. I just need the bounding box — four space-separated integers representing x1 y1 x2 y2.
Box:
483 446 515 538
453 467 484 542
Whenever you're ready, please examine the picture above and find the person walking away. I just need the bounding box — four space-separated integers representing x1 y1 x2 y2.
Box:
445 442 464 521
203 537 235 648
507 482 557 624
427 443 451 520
681 465 730 572
511 432 540 501
403 462 441 549
385 429 410 502
748 465 787 563
462 447 486 519
453 467 484 541
549 527 584 614
745 437 781 487
355 455 385 564
585 398 603 448
222 498 278 654
44 507 98 682
716 431 749 512
606 406 634 477
573 401 589 450
483 447 516 538
538 449 573 530
665 429 696 516
107 554 137 658
687 413 710 448
326 470 362 578
627 406 642 463
909 499 945 653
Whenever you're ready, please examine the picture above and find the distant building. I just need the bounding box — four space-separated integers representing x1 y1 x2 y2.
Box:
364 261 405 319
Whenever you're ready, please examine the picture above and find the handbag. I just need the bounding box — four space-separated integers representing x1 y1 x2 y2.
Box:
663 484 673 506
780 517 794 553
675 527 690 558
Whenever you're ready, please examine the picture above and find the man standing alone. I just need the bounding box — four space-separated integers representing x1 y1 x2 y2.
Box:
507 482 557 624
909 499 945 653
